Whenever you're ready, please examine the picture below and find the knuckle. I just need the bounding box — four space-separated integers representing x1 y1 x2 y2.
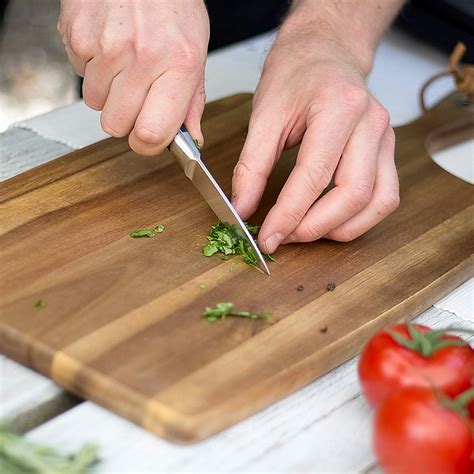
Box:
82 86 104 111
350 182 372 210
134 43 160 65
279 204 306 230
232 161 251 180
305 160 333 193
338 84 369 115
331 226 358 243
173 43 203 71
68 27 90 58
133 122 168 145
100 115 126 138
371 103 390 132
378 190 400 214
302 221 325 241
83 95 103 111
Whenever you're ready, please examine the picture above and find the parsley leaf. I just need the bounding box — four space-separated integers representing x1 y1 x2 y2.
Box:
202 221 275 267
203 302 271 321
129 229 155 238
154 224 165 233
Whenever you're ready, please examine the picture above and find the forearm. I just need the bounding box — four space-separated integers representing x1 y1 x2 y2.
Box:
280 0 405 75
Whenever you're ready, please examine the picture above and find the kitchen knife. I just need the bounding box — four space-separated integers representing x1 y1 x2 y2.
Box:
168 126 270 275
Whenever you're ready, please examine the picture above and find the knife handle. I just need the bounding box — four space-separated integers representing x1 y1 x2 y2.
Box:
168 126 201 174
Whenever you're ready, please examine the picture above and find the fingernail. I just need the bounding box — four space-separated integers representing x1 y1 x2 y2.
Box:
264 233 283 253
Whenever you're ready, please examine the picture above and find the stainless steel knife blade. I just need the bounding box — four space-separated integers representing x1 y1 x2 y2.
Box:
168 126 270 275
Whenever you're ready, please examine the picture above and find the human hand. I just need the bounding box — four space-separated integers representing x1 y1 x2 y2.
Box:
231 16 400 254
58 0 209 155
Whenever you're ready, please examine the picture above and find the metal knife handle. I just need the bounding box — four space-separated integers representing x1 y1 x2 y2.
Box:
168 126 201 178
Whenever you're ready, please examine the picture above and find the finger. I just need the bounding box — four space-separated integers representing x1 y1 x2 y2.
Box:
258 102 365 253
231 104 287 220
82 57 117 111
184 75 206 148
100 69 152 137
326 127 399 242
64 44 87 77
129 69 200 156
282 102 389 243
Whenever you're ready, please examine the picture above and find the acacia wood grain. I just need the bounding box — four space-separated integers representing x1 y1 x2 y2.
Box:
0 92 472 443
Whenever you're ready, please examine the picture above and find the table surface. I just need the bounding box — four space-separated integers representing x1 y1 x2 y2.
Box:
1 28 473 473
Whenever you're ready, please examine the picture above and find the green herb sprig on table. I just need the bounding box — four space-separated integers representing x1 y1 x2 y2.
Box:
203 302 271 322
0 424 99 474
202 222 274 266
129 225 165 239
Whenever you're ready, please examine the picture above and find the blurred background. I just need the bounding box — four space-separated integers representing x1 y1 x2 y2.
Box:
0 0 472 133
0 0 76 131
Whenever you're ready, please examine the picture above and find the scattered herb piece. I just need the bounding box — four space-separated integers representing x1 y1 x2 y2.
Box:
129 229 155 238
297 285 304 292
193 138 201 150
319 325 328 333
202 221 275 267
199 283 207 289
34 299 46 310
203 302 271 322
327 282 337 291
245 223 260 235
0 423 99 473
154 224 165 233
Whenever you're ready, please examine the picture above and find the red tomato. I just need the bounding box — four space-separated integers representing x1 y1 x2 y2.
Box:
374 387 473 474
358 324 474 407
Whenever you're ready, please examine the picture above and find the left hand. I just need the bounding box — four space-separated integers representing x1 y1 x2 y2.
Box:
231 22 400 254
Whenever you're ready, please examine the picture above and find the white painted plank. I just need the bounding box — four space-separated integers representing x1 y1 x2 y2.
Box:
434 278 473 322
0 356 78 433
0 127 72 181
25 307 470 472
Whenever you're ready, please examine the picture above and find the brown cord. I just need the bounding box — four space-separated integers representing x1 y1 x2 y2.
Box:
419 42 474 112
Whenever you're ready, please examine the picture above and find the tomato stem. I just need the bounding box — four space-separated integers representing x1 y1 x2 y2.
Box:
386 325 472 357
437 387 474 418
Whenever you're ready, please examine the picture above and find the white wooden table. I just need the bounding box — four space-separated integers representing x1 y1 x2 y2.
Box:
1 29 473 472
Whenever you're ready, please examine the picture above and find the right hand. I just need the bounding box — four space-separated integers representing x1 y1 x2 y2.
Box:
58 0 209 155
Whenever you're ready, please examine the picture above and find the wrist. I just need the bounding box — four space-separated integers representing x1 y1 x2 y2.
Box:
278 1 381 76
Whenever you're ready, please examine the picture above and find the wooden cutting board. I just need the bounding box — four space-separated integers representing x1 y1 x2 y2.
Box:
1 93 473 443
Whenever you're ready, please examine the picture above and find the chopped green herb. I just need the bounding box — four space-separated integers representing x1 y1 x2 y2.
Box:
202 221 275 267
154 224 165 233
203 302 271 322
0 423 99 473
193 138 201 150
245 223 260 235
34 299 46 310
199 283 207 289
129 229 155 238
